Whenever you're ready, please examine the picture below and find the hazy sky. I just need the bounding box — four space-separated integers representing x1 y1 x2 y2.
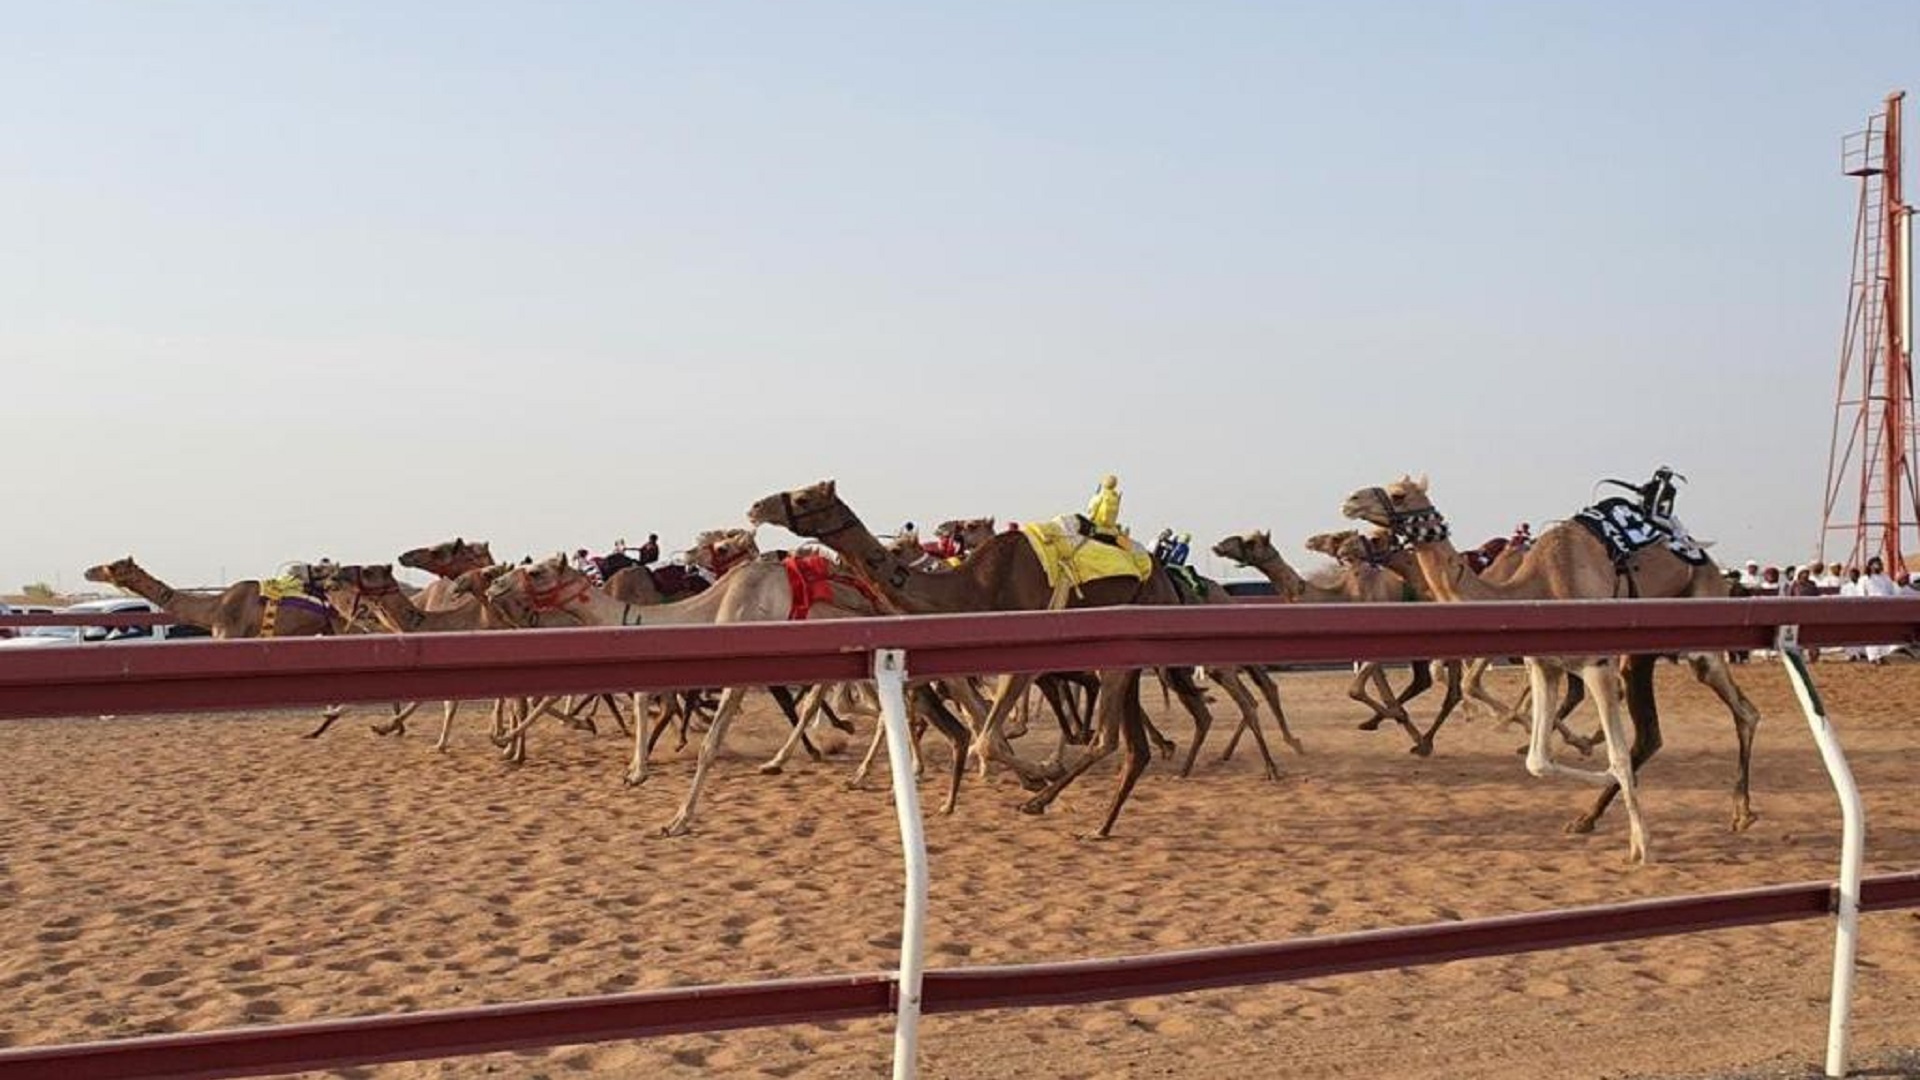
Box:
5 2 1916 590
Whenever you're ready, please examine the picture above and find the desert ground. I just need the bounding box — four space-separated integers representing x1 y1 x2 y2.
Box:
1 661 1916 1079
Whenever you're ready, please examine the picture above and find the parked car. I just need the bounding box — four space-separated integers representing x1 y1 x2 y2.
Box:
0 599 209 649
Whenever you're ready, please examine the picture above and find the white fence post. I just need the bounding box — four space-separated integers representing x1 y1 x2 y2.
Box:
1775 625 1867 1079
873 648 926 1080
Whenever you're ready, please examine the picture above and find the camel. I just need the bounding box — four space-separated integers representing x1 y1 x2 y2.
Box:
1343 475 1763 863
396 538 494 611
747 480 1252 839
1211 530 1457 755
483 554 973 837
312 564 539 750
1327 527 1605 755
83 558 340 639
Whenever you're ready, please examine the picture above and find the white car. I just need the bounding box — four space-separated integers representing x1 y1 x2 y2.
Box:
0 598 209 649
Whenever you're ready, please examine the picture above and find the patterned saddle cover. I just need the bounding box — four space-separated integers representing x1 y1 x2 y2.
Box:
1021 518 1154 608
1571 498 1709 568
1166 563 1211 603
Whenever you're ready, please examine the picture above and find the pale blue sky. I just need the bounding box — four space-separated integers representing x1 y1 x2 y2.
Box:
4 3 1915 589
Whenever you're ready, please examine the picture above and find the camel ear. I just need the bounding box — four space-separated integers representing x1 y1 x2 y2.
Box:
455 537 464 546
1255 530 1270 543
1414 473 1429 492
823 479 837 495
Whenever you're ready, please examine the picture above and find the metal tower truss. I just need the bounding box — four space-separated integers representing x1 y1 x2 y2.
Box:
1820 91 1918 572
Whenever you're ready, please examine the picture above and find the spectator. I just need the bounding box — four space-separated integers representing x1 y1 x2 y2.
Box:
1788 567 1822 597
0 598 12 639
1760 566 1783 594
1860 557 1902 664
1740 560 1762 588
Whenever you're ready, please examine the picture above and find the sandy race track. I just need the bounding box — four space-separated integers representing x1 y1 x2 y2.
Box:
1 662 1916 1079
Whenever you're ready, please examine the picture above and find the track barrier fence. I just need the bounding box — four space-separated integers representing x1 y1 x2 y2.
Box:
1 598 1919 1079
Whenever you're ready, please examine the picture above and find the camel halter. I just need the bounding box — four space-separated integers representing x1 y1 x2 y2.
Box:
709 545 752 577
1370 488 1451 545
779 492 862 540
521 570 593 615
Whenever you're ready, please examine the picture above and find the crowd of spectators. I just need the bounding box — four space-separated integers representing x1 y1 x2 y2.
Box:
1734 555 1914 663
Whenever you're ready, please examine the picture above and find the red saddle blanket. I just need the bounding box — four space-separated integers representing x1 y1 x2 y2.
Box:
783 555 881 620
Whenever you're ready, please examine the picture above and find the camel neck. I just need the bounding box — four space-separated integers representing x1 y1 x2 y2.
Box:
795 506 980 613
1251 553 1347 604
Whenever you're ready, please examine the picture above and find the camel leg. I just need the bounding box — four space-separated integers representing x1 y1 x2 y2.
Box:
1410 660 1466 757
1090 678 1155 839
1243 666 1304 756
659 687 748 837
1577 660 1648 863
1020 671 1128 818
1688 652 1763 832
972 673 1050 788
1189 668 1278 781
759 684 830 774
305 707 344 739
1568 655 1664 836
626 692 660 787
1464 658 1528 729
915 685 973 814
1349 662 1398 730
1522 661 1645 860
372 701 422 737
850 712 888 789
434 700 460 752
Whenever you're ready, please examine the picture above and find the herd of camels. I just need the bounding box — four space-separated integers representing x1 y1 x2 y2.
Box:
82 475 1767 864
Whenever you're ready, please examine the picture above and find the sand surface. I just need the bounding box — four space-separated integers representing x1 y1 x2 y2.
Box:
1 662 1917 1079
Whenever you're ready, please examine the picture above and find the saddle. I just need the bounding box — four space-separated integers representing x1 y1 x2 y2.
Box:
782 554 884 620
649 564 709 599
1571 498 1710 572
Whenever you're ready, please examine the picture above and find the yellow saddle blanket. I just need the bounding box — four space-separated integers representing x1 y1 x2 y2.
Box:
260 576 310 601
1021 518 1153 608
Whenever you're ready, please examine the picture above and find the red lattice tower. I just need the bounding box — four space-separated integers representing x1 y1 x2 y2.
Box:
1819 91 1917 572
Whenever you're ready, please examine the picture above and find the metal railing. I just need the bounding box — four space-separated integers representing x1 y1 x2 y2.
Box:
1 597 1917 1080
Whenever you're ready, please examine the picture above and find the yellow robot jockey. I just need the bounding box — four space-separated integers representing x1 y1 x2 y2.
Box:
1085 474 1124 544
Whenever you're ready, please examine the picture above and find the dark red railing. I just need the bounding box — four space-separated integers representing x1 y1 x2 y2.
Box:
0 598 1916 1079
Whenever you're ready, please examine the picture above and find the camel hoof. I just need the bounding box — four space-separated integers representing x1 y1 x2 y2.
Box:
656 821 691 838
1285 739 1307 755
1564 816 1598 835
623 773 648 788
1729 810 1759 833
1016 798 1048 816
1074 830 1114 842
1409 741 1433 758
1356 718 1384 731
758 763 784 776
1018 774 1050 793
843 779 869 792
1264 768 1282 783
1157 741 1178 762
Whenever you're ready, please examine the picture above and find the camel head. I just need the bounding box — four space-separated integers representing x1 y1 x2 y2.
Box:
689 527 760 574
1211 530 1278 567
1341 475 1449 543
398 538 494 578
484 554 587 626
936 517 996 551
448 563 516 601
83 557 141 587
747 480 858 539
